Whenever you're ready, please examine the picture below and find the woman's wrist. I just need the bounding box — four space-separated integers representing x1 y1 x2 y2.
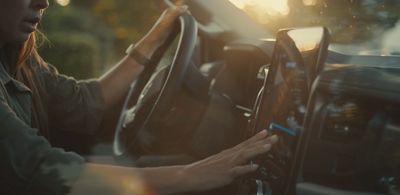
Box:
177 163 212 193
125 43 151 66
136 165 197 195
134 37 160 58
176 164 198 193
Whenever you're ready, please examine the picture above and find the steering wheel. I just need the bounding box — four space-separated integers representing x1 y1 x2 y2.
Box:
113 13 198 161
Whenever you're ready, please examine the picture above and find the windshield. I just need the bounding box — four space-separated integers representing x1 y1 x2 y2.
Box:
229 0 400 56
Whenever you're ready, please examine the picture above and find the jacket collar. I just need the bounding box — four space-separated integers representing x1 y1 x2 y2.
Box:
0 60 12 84
0 60 31 93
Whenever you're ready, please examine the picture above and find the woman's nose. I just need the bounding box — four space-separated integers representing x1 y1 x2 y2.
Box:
31 0 49 10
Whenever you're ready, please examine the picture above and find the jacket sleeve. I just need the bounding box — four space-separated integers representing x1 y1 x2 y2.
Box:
35 64 107 135
0 92 85 195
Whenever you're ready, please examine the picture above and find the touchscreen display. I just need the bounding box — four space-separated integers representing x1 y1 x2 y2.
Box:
251 27 329 137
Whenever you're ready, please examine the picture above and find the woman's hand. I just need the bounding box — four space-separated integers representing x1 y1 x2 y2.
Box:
135 5 188 59
99 5 187 108
181 130 279 192
71 131 277 195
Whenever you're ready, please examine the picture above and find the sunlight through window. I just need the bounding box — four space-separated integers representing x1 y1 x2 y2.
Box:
56 0 71 6
229 0 290 16
303 0 318 6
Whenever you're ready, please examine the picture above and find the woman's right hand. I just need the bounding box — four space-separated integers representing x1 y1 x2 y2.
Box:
181 130 279 192
70 131 277 195
134 5 188 59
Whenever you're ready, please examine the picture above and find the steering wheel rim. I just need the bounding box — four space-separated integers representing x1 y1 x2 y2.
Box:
113 13 198 159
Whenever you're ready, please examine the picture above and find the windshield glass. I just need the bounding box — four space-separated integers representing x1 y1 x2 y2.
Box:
229 0 400 56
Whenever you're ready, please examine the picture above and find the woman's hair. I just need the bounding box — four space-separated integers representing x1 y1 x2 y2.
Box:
4 32 50 138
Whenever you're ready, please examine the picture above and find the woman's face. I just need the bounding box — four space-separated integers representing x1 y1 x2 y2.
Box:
0 0 49 45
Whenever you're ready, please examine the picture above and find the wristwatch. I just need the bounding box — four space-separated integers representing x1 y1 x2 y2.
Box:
125 44 151 66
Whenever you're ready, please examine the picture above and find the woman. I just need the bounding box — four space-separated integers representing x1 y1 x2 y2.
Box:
0 0 278 194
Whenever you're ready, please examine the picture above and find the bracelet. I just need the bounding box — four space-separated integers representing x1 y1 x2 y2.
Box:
125 44 151 66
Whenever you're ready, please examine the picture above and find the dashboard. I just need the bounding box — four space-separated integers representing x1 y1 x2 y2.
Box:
295 65 400 194
191 20 400 194
231 61 400 195
164 2 400 194
220 36 400 194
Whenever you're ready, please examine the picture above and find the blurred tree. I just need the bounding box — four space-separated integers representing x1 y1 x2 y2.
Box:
40 3 113 78
39 0 163 78
41 32 102 79
73 0 161 55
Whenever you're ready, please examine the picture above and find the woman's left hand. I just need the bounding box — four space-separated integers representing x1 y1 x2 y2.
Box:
135 5 188 59
180 130 279 192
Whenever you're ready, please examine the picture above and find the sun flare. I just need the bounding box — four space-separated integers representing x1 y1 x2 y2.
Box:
56 0 70 6
229 0 290 16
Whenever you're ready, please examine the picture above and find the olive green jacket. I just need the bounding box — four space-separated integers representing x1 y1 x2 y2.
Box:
0 60 106 194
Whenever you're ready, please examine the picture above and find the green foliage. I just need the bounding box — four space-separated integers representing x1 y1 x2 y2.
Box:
41 3 114 50
39 0 162 78
39 3 114 78
40 32 101 79
88 0 160 54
